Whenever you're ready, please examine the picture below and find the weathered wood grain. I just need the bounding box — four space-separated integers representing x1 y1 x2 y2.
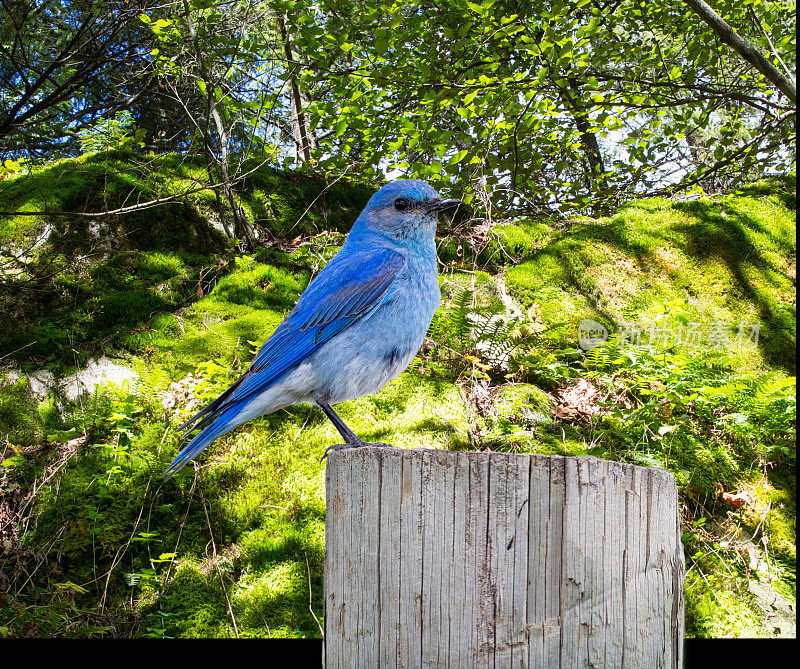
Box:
324 448 684 668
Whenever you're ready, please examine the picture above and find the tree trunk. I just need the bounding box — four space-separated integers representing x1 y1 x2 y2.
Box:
182 0 257 249
279 14 316 165
567 77 606 182
324 448 684 668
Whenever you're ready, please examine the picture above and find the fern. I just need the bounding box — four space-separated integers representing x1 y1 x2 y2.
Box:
752 375 796 408
424 283 539 380
449 285 476 352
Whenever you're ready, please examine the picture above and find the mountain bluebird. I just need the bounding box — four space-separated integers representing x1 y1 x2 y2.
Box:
164 180 462 478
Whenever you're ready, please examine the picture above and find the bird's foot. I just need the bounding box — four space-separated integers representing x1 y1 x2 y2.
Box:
320 440 394 462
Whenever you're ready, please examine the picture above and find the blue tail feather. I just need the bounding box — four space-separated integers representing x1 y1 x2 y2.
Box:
163 404 244 479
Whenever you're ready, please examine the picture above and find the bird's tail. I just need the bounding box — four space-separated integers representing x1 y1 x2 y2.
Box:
163 404 244 479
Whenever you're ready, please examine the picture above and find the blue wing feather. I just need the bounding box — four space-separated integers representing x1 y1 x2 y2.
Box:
232 247 404 400
164 246 404 477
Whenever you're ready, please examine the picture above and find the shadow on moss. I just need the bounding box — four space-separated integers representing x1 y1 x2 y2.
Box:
504 190 795 374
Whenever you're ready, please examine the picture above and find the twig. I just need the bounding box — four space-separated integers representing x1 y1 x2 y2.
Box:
306 553 324 638
200 485 240 638
747 5 794 82
162 470 199 586
97 476 153 610
750 500 772 541
288 166 352 234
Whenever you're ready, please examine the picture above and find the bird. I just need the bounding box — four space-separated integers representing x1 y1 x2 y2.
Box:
163 179 462 478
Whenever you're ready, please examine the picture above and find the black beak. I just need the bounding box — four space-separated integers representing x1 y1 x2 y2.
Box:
424 198 463 213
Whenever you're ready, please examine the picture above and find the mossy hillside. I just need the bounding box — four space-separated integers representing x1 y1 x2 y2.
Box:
126 254 318 387
1 151 372 248
0 250 228 368
503 187 796 375
240 164 375 238
1 237 472 638
437 217 555 270
432 181 795 638
0 153 374 372
0 378 46 448
1 166 795 639
0 152 225 252
0 377 470 639
684 571 767 638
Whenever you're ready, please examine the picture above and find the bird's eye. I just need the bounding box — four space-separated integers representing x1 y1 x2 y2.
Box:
393 197 409 211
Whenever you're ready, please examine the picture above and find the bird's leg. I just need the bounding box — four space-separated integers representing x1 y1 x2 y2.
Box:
319 401 364 446
318 401 393 460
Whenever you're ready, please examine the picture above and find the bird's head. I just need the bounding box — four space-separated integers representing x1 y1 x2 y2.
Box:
354 180 462 245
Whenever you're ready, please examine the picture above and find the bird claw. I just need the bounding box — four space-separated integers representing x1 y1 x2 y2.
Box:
320 441 394 462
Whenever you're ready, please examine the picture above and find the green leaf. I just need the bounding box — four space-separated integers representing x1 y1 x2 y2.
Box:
386 137 404 151
449 149 469 165
463 90 479 105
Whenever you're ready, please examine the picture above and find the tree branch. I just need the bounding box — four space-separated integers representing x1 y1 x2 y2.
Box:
683 0 796 104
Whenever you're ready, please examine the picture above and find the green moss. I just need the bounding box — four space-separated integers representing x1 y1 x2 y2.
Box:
0 248 225 368
492 220 554 257
232 561 321 637
162 562 233 638
437 216 556 268
0 153 226 253
441 269 504 311
241 165 374 238
742 485 796 565
1 164 794 639
504 192 796 372
488 383 553 437
211 259 307 312
685 572 767 638
0 377 44 447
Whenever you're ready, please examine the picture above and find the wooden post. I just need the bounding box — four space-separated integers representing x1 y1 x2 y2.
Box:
324 448 684 668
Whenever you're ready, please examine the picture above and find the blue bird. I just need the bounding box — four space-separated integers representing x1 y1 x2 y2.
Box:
164 180 462 478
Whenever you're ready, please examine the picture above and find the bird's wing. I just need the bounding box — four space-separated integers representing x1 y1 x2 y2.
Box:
164 247 405 477
223 246 405 405
248 246 405 373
